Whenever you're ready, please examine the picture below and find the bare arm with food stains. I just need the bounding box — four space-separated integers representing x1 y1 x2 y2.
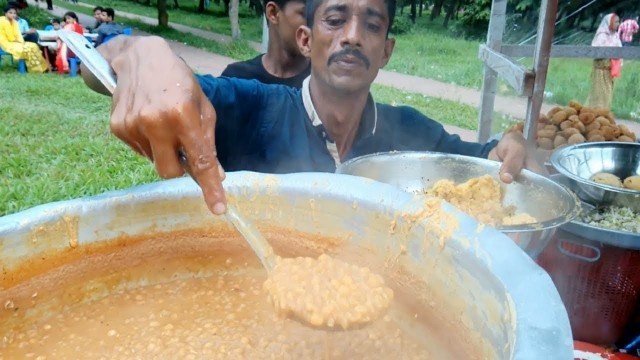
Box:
81 36 228 215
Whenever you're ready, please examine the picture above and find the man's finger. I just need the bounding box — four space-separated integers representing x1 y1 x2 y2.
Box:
179 103 226 215
150 140 184 179
498 146 525 184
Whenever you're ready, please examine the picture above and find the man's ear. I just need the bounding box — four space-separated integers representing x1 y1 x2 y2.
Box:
265 1 280 25
381 38 395 67
296 25 312 58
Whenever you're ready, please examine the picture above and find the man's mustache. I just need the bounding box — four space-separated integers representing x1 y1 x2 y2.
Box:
327 48 370 69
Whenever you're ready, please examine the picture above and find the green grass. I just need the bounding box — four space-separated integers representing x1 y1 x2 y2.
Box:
72 0 263 42
0 67 160 216
61 2 259 60
371 84 516 133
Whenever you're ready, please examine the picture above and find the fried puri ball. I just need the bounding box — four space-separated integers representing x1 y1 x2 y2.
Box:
554 135 567 148
551 110 568 125
569 100 583 111
564 107 578 117
623 176 640 191
567 133 586 145
537 137 554 150
585 121 601 133
579 112 596 125
591 172 623 188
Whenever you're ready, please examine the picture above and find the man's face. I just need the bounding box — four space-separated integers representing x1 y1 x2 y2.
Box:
276 1 306 56
100 12 112 22
94 10 103 22
298 0 394 94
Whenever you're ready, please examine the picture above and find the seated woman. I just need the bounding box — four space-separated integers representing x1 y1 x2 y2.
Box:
0 4 48 73
55 11 84 75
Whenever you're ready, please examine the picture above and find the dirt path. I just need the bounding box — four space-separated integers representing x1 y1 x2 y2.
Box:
37 0 639 139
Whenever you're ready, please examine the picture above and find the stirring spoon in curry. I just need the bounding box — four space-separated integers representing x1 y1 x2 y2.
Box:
62 31 394 331
180 151 394 330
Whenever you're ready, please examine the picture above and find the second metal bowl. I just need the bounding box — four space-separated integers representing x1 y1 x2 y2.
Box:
337 151 582 259
550 142 640 212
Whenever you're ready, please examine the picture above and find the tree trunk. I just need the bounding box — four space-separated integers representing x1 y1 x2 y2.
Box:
229 0 241 40
455 0 462 19
430 0 444 21
157 0 169 27
443 0 456 28
173 0 179 9
409 0 417 23
144 0 150 6
223 0 230 14
198 0 205 13
418 0 423 17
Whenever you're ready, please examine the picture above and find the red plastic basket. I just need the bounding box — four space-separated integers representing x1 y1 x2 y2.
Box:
537 229 640 345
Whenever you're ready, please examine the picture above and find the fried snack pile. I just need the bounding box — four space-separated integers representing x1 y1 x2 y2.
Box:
426 175 537 227
508 101 637 151
591 173 640 191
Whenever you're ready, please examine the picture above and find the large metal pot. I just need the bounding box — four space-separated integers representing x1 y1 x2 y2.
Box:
336 151 581 259
0 172 572 359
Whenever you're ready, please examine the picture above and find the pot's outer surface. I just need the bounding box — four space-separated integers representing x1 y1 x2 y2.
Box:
0 172 572 360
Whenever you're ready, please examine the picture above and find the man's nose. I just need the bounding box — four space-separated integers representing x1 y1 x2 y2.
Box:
340 17 363 48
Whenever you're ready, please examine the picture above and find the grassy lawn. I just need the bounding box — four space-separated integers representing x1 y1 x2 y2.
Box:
0 66 160 217
72 0 263 42
60 2 259 60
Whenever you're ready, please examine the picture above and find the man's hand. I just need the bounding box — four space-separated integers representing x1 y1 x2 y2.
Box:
88 36 227 215
488 131 548 183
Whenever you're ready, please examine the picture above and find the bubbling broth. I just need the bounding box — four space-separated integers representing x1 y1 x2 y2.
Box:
0 226 492 359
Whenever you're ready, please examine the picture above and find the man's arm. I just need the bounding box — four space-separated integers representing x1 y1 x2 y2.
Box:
80 35 229 214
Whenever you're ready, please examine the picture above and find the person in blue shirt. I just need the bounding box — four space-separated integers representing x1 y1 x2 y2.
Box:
95 7 124 46
83 0 543 216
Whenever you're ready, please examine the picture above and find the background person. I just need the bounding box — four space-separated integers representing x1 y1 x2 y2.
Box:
586 13 622 110
221 0 310 88
94 7 123 46
0 4 48 73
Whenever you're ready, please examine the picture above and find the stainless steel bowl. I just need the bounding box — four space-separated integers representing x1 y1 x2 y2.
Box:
550 142 640 212
336 151 582 259
551 174 640 250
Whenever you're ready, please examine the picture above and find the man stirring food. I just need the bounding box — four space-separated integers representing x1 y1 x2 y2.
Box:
82 0 543 216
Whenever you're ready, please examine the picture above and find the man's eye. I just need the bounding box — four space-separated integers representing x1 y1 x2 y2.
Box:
367 23 381 32
324 18 345 27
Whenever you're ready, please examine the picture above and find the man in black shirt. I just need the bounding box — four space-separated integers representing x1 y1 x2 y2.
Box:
220 0 310 88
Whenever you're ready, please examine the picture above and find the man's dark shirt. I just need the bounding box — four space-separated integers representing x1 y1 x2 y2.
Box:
220 54 310 89
196 75 498 174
